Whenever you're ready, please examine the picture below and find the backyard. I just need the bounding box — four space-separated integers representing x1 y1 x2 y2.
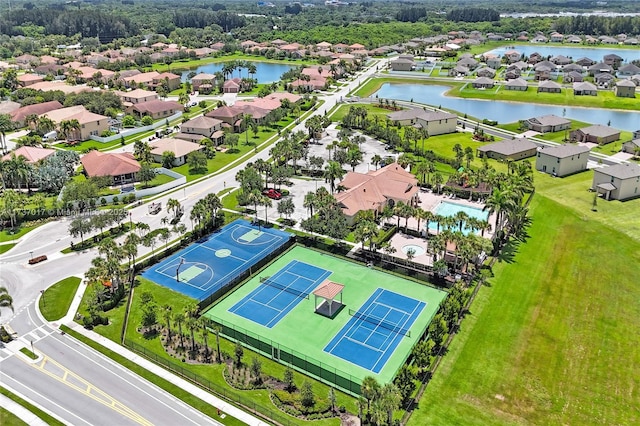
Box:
410 193 640 425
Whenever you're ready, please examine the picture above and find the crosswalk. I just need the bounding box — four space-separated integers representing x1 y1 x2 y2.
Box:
0 324 54 361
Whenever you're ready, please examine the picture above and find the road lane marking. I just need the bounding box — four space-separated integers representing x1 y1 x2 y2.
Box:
24 355 153 426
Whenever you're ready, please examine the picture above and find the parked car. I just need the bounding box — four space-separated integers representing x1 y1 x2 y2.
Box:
262 188 282 200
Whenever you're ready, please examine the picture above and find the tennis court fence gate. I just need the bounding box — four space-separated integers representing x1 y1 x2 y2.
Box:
205 317 364 397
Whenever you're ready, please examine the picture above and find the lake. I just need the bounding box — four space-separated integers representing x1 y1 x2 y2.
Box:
485 44 640 63
374 83 640 132
178 62 296 84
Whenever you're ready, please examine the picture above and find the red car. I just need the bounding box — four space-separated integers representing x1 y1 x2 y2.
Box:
262 188 282 200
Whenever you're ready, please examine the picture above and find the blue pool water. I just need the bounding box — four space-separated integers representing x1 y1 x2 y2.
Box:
426 201 489 234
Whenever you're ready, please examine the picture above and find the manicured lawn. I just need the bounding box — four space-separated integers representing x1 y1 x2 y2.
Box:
330 103 396 122
533 169 640 242
411 196 640 425
149 54 309 73
0 407 27 426
39 276 82 321
0 224 40 243
0 243 16 254
135 172 175 190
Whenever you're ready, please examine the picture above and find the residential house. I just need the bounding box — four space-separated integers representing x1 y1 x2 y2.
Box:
599 36 618 44
472 77 494 89
550 33 564 43
40 106 110 141
389 57 415 72
528 52 543 64
17 74 44 87
179 116 225 144
81 150 140 185
531 35 548 43
534 65 553 81
9 100 63 127
484 55 502 70
588 62 612 76
123 71 159 89
570 125 620 145
456 57 479 70
0 100 20 116
538 80 562 93
205 105 243 129
550 55 572 66
14 54 39 68
334 162 420 224
128 100 183 120
563 63 583 73
1 146 55 164
631 74 640 86
573 81 598 96
621 139 640 154
149 138 204 167
592 163 640 200
617 63 640 77
386 109 457 136
476 138 538 160
503 50 522 63
526 114 571 133
564 71 584 83
603 54 623 68
191 73 216 93
624 38 639 45
504 67 521 80
505 78 528 91
117 89 158 105
535 144 589 177
565 35 582 44
575 57 595 67
476 67 496 78
151 72 181 91
594 72 615 87
614 80 636 98
449 65 470 77
223 78 241 93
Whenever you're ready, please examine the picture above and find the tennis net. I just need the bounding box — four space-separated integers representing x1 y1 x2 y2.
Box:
260 277 309 299
348 309 411 337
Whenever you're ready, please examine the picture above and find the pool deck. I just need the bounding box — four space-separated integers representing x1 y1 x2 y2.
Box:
384 190 496 267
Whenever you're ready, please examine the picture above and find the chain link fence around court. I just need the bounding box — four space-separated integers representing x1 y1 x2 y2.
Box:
123 339 296 426
208 317 363 397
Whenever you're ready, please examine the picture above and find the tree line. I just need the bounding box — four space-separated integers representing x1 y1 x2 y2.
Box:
446 8 501 23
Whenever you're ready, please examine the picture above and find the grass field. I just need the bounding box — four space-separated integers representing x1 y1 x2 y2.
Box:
39 276 82 321
410 194 640 425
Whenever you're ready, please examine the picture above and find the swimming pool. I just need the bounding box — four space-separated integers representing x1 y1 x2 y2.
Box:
426 201 489 234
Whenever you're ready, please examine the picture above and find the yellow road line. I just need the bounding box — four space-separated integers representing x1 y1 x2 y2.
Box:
25 356 153 426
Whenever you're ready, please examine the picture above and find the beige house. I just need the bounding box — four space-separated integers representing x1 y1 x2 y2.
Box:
41 106 109 141
621 139 640 154
191 73 216 93
117 89 158 105
149 138 204 167
389 57 415 71
614 80 636 98
335 162 420 224
386 109 457 136
505 78 528 91
570 125 620 145
476 138 538 161
180 116 225 144
573 81 598 96
592 163 640 200
535 144 589 177
128 100 183 120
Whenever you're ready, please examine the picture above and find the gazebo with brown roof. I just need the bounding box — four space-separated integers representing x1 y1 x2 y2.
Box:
313 280 345 318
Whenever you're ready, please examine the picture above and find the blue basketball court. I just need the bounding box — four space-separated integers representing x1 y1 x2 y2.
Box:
141 220 291 300
229 260 332 328
324 288 425 373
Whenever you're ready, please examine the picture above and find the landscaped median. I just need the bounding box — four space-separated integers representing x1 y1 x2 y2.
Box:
39 277 82 321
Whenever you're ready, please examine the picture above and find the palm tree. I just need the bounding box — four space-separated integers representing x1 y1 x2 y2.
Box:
241 114 253 145
173 311 185 349
213 323 223 363
323 161 345 193
354 219 378 251
361 376 381 416
0 113 13 153
0 287 14 318
162 304 173 341
198 319 210 361
371 154 382 170
166 198 182 221
379 383 402 426
186 315 198 353
303 191 317 218
35 116 55 137
59 119 81 142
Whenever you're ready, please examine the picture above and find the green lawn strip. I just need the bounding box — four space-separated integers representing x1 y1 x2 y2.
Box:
58 326 245 426
0 243 16 254
0 407 27 426
39 277 82 321
411 196 640 425
0 386 64 426
0 224 40 243
533 170 640 242
19 347 37 360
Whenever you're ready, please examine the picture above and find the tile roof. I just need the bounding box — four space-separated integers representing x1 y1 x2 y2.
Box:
528 114 570 126
149 138 203 158
41 105 108 125
2 146 55 163
577 125 619 137
182 116 222 129
10 100 63 124
81 150 140 177
477 138 538 156
206 105 243 119
131 100 183 115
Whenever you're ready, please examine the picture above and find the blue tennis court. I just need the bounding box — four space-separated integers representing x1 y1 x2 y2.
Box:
324 288 425 373
229 260 332 328
141 220 291 300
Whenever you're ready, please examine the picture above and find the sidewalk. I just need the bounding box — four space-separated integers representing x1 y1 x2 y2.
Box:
0 393 51 426
54 282 269 426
